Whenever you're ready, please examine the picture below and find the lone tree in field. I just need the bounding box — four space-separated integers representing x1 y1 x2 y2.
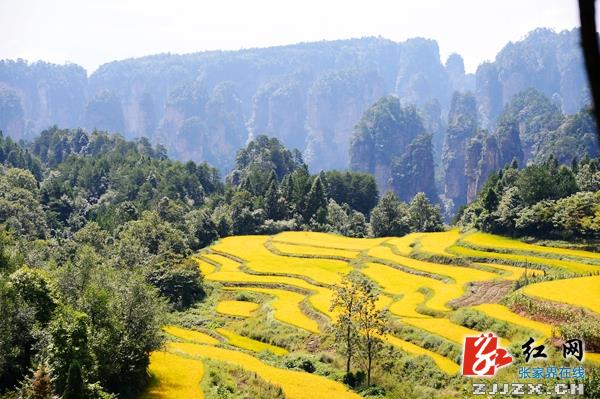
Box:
330 272 388 386
354 277 388 386
330 272 362 374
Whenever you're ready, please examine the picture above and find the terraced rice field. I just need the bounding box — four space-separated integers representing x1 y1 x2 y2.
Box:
216 300 259 317
147 230 600 397
142 352 204 398
216 328 288 355
522 276 600 314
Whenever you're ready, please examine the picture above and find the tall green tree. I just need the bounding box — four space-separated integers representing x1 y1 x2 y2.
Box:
369 192 410 237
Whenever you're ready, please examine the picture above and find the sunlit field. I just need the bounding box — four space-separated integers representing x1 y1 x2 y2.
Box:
149 229 600 397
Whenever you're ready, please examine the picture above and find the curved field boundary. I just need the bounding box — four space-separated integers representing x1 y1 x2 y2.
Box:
383 335 460 374
522 276 600 315
212 236 351 285
369 246 500 285
361 262 458 313
462 232 600 263
469 304 554 337
402 317 507 346
168 342 362 399
384 234 421 256
450 245 597 275
216 300 260 317
163 325 220 345
267 240 358 261
412 229 462 258
193 256 217 275
364 256 450 283
142 351 204 398
273 231 386 251
216 328 288 355
223 287 321 333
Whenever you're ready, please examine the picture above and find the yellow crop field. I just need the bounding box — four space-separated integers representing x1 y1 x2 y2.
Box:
216 328 288 355
470 304 553 337
149 230 600 395
368 246 499 284
201 253 241 272
383 335 460 374
142 351 204 399
474 262 541 280
402 317 495 345
449 245 598 274
416 229 461 257
163 325 219 345
216 300 259 317
274 231 385 250
385 233 421 255
168 342 362 399
523 276 600 315
270 241 359 259
224 287 321 333
212 235 351 285
463 232 600 261
194 257 216 275
361 262 460 313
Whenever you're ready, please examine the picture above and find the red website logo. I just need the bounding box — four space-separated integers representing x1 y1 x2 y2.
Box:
462 333 513 376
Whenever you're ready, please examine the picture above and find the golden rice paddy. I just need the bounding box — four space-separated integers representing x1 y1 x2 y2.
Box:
148 229 600 397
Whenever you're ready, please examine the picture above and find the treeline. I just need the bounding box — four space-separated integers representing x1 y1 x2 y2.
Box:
0 127 443 398
217 135 443 238
459 155 600 239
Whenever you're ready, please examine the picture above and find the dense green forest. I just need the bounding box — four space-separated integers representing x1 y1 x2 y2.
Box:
459 153 600 239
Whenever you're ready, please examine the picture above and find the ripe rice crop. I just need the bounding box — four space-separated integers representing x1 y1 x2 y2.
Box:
474 262 541 280
216 328 288 355
213 236 351 285
522 276 600 315
450 245 598 274
402 317 495 345
384 233 422 255
270 241 359 259
361 262 460 313
368 246 499 284
142 351 204 398
193 257 216 276
163 325 219 345
383 334 460 374
168 342 362 399
224 287 321 333
274 231 385 250
470 304 553 337
216 300 259 317
463 232 600 261
416 229 462 257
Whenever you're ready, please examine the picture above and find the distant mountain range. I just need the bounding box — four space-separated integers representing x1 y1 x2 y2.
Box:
0 28 596 213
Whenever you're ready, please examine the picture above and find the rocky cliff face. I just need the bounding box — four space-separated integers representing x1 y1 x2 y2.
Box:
0 29 592 196
305 69 385 171
442 92 478 211
475 29 588 124
349 96 433 200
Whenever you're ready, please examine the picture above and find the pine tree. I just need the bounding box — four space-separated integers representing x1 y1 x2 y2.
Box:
62 361 85 399
264 179 284 220
304 176 327 224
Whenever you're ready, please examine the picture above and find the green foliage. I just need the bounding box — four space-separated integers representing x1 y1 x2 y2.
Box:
460 156 600 238
370 192 410 237
147 258 205 310
321 171 379 216
62 361 85 399
407 193 444 232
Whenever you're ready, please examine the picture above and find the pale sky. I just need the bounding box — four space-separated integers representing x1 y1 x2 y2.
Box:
0 0 582 74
